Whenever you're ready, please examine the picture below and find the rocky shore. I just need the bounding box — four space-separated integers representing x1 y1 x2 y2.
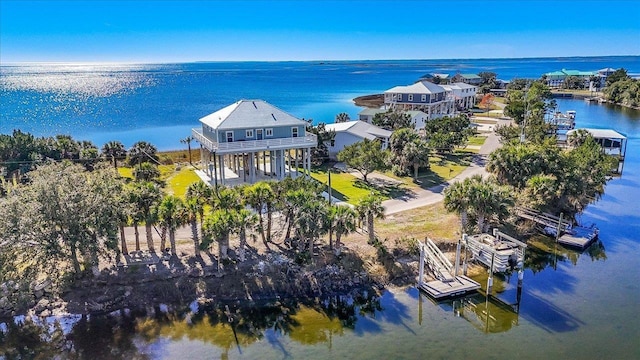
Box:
0 246 424 319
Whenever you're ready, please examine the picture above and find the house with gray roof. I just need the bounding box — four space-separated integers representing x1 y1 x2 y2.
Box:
383 80 455 120
324 121 392 160
451 73 482 85
192 99 316 185
441 82 477 110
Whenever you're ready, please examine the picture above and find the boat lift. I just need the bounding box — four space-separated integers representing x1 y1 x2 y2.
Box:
462 229 527 294
417 237 480 299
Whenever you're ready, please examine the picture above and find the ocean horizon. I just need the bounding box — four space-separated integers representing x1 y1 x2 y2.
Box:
2 55 639 151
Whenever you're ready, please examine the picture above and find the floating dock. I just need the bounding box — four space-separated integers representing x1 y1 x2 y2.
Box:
419 275 481 299
558 226 599 249
516 207 599 250
417 238 480 299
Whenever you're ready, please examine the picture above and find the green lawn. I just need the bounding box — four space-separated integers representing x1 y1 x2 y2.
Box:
309 167 386 205
383 153 471 189
467 135 487 146
117 164 175 181
167 166 202 198
472 118 499 125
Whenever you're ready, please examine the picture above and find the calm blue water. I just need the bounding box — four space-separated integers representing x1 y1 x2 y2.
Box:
1 63 640 357
1 56 639 150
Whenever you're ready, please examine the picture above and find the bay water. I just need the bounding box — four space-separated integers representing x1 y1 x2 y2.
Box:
1 58 639 359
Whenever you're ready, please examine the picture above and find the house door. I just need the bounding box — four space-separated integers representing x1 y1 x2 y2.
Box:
226 131 234 142
256 129 263 140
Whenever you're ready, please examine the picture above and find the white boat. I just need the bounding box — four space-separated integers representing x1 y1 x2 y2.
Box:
465 233 521 273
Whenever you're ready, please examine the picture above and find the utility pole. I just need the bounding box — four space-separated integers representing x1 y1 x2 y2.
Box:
327 168 332 205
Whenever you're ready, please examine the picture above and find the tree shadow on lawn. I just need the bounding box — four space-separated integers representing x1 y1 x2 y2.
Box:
353 178 411 200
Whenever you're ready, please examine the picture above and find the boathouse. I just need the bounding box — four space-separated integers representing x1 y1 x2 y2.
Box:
567 128 627 174
191 100 317 185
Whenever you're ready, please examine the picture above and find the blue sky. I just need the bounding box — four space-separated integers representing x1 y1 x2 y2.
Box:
1 0 639 63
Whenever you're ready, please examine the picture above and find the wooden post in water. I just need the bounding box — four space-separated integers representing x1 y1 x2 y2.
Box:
487 252 495 295
418 291 423 326
418 242 425 286
454 236 461 277
556 212 564 241
463 234 468 276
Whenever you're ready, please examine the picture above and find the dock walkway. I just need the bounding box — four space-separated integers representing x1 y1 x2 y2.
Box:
417 238 480 299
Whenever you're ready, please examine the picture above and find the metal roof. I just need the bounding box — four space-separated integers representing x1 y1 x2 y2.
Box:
385 80 446 94
358 108 387 116
567 128 627 139
199 99 307 130
441 82 477 91
325 120 391 141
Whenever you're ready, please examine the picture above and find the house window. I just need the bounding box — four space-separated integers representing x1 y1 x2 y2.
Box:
396 94 402 101
408 94 413 101
266 128 273 137
292 127 299 138
245 129 254 138
421 94 427 102
226 131 234 142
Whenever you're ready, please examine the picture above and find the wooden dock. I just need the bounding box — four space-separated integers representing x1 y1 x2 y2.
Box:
516 207 599 250
418 276 481 299
558 226 599 249
515 207 572 232
417 238 480 299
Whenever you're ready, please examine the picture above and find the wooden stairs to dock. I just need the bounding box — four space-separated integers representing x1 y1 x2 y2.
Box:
417 238 480 299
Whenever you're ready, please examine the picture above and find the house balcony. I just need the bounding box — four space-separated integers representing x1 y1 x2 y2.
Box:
192 128 317 154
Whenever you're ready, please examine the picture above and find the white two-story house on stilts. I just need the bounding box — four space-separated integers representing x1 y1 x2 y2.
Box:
191 100 316 186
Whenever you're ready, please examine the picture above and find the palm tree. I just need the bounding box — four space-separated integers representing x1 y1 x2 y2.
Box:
128 141 159 166
186 181 211 232
156 195 185 256
203 209 236 267
444 179 471 232
211 186 242 211
467 176 512 233
330 205 357 249
55 134 80 160
125 185 144 251
242 182 275 249
134 182 162 252
335 112 351 123
234 208 258 262
444 175 512 233
295 199 329 256
133 162 160 182
403 139 430 179
355 193 385 244
184 197 202 257
567 129 591 148
180 136 195 165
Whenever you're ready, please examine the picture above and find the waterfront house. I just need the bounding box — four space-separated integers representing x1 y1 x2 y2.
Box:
418 73 450 84
404 110 430 131
358 108 429 130
383 80 455 120
358 107 387 123
440 82 477 110
451 73 482 85
324 121 392 160
544 69 598 89
191 99 316 185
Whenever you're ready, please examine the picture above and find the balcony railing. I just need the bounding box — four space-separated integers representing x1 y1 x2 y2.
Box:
192 128 317 154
